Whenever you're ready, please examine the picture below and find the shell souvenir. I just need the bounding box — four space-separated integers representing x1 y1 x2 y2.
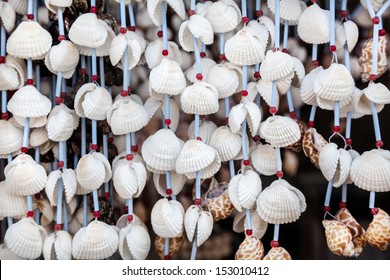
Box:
153 171 186 197
205 0 241 33
228 168 262 212
267 0 302 23
285 119 304 153
251 143 277 176
0 64 19 91
335 20 359 52
255 79 280 110
180 81 219 115
44 40 79 79
0 244 23 260
209 126 242 162
365 208 390 251
144 96 180 132
119 223 151 260
229 102 262 137
7 21 52 59
352 86 384 115
323 220 355 257
116 213 148 231
186 58 217 83
43 230 72 260
45 168 77 205
151 198 184 238
184 205 213 247
233 210 268 239
260 50 295 82
113 160 147 199
0 181 28 219
297 3 330 44
207 64 240 99
257 16 276 51
188 120 217 145
302 127 328 168
259 115 301 148
68 13 107 48
4 217 47 259
235 236 264 260
0 120 23 155
145 39 181 69
263 247 292 260
74 83 113 120
72 220 119 260
363 82 390 105
247 19 271 51
8 0 28 15
29 127 49 148
109 32 142 70
44 0 72 13
47 104 79 142
0 1 16 33
147 0 185 26
256 179 306 224
33 198 54 226
4 154 47 196
154 235 185 259
300 66 324 106
178 15 214 52
2 55 27 90
202 179 234 222
175 139 221 180
359 36 387 82
225 27 265 66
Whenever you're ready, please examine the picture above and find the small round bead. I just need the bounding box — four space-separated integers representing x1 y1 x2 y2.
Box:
93 211 100 218
26 79 34 85
225 117 229 125
0 56 5 64
34 193 42 199
120 27 127 34
27 211 34 217
127 215 133 222
128 26 136 32
195 198 202 205
121 90 128 97
188 9 196 16
289 111 297 119
90 6 97 13
55 97 63 104
270 240 279 248
379 29 386 36
166 189 173 195
196 73 203 81
269 106 277 115
340 10 348 18
329 45 337 52
252 135 261 142
200 115 206 120
333 126 340 133
245 229 252 236
339 201 347 209
254 71 260 79
196 136 202 141
92 75 98 82
276 171 283 178
376 140 384 148
200 52 206 58
273 47 280 52
308 121 315 128
1 112 9 120
108 137 114 143
131 145 139 152
242 17 249 24
57 161 64 168
312 60 319 67
60 92 67 98
164 255 171 260
80 68 87 75
126 154 134 161
346 138 352 146
55 224 62 231
157 31 163 38
369 74 377 81
282 48 288 53
243 160 250 166
27 14 34 20
371 207 379 215
91 144 98 151
104 192 110 198
323 205 331 212
372 16 380 24
162 49 169 56
219 54 226 61
21 147 28 154
58 35 66 41
256 10 263 17
241 90 248 97
164 119 171 126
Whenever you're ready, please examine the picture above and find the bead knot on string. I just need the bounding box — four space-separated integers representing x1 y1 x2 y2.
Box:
269 106 277 115
241 16 249 24
241 90 248 97
196 136 202 141
126 154 134 161
157 30 163 38
188 9 196 16
340 10 348 18
127 215 133 222
200 52 206 58
90 6 97 14
164 255 171 260
252 135 261 142
195 198 202 206
339 201 347 209
162 49 169 56
1 112 9 120
308 121 315 128
0 56 5 64
131 145 139 152
254 71 260 79
27 14 34 20
270 240 279 248
27 211 34 217
256 10 263 17
80 68 87 75
369 74 377 81
93 211 100 218
55 224 62 231
57 161 64 168
289 112 297 119
375 140 384 148
58 35 66 41
166 189 173 195
372 16 380 24
276 171 283 179
55 97 63 105
346 138 352 146
91 144 98 151
26 79 34 85
245 229 252 236
196 73 203 81
282 48 288 53
323 205 331 212
332 126 340 133
128 26 136 32
104 192 110 198
243 160 250 166
21 147 28 154
164 119 171 126
379 29 386 36
91 75 99 82
120 90 129 97
312 60 319 67
329 45 336 52
219 54 226 61
371 207 379 215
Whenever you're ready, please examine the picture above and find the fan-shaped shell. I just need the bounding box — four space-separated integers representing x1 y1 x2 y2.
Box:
188 120 217 145
323 220 355 257
0 181 27 219
0 64 19 91
47 104 78 142
263 246 292 260
297 3 330 44
205 0 241 33
8 0 28 15
267 0 302 22
260 50 295 82
335 20 359 52
209 126 242 161
0 120 22 154
149 58 186 95
184 205 213 247
147 0 185 26
365 208 390 251
233 210 268 239
153 171 186 197
151 198 184 238
0 244 23 260
229 102 262 137
300 67 324 105
3 55 26 90
0 2 16 33
207 63 240 99
235 235 264 260
119 224 151 260
259 115 301 148
364 82 390 104
113 161 146 199
256 79 279 110
45 168 77 205
43 230 72 260
359 36 387 82
45 40 79 78
29 127 49 147
251 144 277 176
181 81 219 115
145 39 181 69
187 14 214 45
186 58 217 83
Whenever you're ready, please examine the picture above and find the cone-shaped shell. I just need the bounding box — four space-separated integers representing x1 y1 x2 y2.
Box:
256 179 306 224
0 181 28 219
297 3 330 44
229 102 262 137
68 13 107 48
113 161 146 199
263 246 292 260
225 27 265 66
45 40 79 78
364 82 390 104
233 210 268 239
0 2 16 33
335 20 359 52
181 81 219 115
260 50 295 82
6 21 52 59
205 0 241 33
259 115 301 148
47 104 78 142
43 231 72 260
0 64 19 91
4 154 47 196
72 220 119 260
147 0 185 26
45 168 77 205
235 236 264 260
365 208 390 251
184 205 213 247
300 67 324 105
267 0 302 22
207 63 240 99
151 198 184 238
4 217 47 259
302 128 328 168
153 171 186 196
209 126 242 161
323 220 355 257
251 144 277 176
145 39 181 69
0 120 23 154
119 223 151 260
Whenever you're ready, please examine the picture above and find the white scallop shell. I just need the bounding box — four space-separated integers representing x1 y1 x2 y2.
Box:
251 143 277 176
72 220 119 260
119 223 151 260
0 181 28 219
364 82 390 104
68 13 107 48
186 58 217 83
229 102 262 137
4 217 47 259
188 120 218 145
336 20 359 52
205 0 241 33
209 126 242 161
353 87 384 115
3 55 26 90
116 34 143 70
247 20 270 51
259 115 301 148
47 104 78 142
147 0 185 26
0 244 23 260
145 39 181 69
116 213 148 232
292 57 306 87
256 79 280 110
153 171 186 197
151 198 184 238
333 149 353 188
45 40 79 78
233 210 268 239
207 63 240 99
258 16 275 51
0 2 16 33
113 161 147 199
184 205 213 247
297 3 330 44
0 64 19 91
300 67 324 105
8 0 28 15
267 0 303 22
144 96 180 132
195 0 212 16
0 120 23 154
178 15 213 51
45 168 77 205
43 230 72 260
6 21 52 59
180 81 219 115
260 50 295 82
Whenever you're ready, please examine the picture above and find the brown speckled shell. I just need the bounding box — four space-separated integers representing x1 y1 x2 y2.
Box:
365 208 390 251
302 128 327 168
206 191 234 222
359 36 387 82
323 220 355 257
263 247 292 260
235 236 264 260
285 119 304 153
154 235 185 259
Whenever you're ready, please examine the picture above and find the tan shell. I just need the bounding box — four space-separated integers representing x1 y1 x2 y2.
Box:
180 81 219 115
206 189 234 222
235 236 264 260
251 143 277 176
0 181 28 219
151 198 184 238
0 120 23 154
359 36 387 82
365 208 390 251
68 13 107 48
154 235 185 259
302 127 328 168
119 223 151 260
263 246 292 260
229 102 262 137
184 205 213 247
297 3 330 44
43 230 72 260
323 220 355 257
233 210 268 239
259 115 301 148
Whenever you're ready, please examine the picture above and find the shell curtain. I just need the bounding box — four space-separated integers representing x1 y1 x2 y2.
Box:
0 0 389 260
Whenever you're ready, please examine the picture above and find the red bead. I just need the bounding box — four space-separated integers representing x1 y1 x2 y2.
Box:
91 144 98 151
1 112 9 120
376 140 384 148
165 119 171 126
188 9 196 16
196 136 202 141
0 56 5 64
254 71 260 79
273 47 280 52
166 189 173 195
92 75 98 82
308 121 315 128
369 74 377 81
372 16 380 24
323 205 331 212
200 114 206 120
379 29 386 36
93 211 100 218
276 171 283 178
282 48 288 53
34 193 42 199
128 26 136 32
27 14 34 20
245 229 252 236
225 117 229 125
127 215 133 222
270 240 279 248
195 198 202 205
126 154 134 161
104 192 110 198
346 138 352 146
121 90 128 97
241 90 248 97
80 68 87 75
21 147 28 154
58 35 66 41
26 79 34 85
57 161 64 168
333 126 340 133
289 112 297 119
196 73 203 81
340 10 348 18
242 17 249 24
371 207 379 215
164 255 171 260
157 31 163 38
60 92 67 98
219 54 226 61
90 6 97 13
27 211 34 217
269 106 277 115
131 145 138 152
243 160 250 166
312 60 319 67
329 45 337 52
339 201 347 209
108 137 114 143
162 49 169 56
120 27 127 34
252 135 261 142
55 97 63 104
256 10 263 17
55 224 62 231
200 52 206 58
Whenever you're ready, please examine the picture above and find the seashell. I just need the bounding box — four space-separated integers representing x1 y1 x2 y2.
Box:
45 168 77 205
361 0 385 12
4 217 47 259
116 213 147 232
74 83 113 120
364 82 390 104
258 16 275 51
8 0 28 15
0 2 15 33
316 93 352 111
7 85 51 118
176 139 221 180
3 55 26 90
251 143 277 176
256 179 306 224
154 234 185 259
76 152 112 192
336 208 366 256
302 128 328 168
45 40 79 79
29 127 48 148
323 220 355 257
4 154 47 196
314 63 355 101
335 20 359 52
195 0 212 16
260 50 295 82
0 244 23 260
267 0 302 22
44 0 72 13
259 115 301 148
235 236 264 260
181 81 219 115
228 169 262 212
0 181 28 219
365 208 390 251
205 183 234 221
0 64 19 91
209 126 242 161
113 161 147 199
233 210 268 239
151 198 184 238
6 21 52 59
300 67 324 106
144 96 180 132
284 119 304 153
153 171 186 197
350 149 390 192
47 104 78 142
149 58 186 95
359 36 387 82
247 20 270 51
119 223 151 260
229 102 262 137
205 0 241 33
178 15 213 52
292 57 305 87
0 120 23 154
263 246 292 260
352 86 384 115
188 120 217 145
34 198 54 226
147 0 185 26
207 64 240 99
297 3 330 44
256 79 279 110
145 39 181 69
184 205 213 247
72 220 119 260
186 57 217 83
141 128 184 172
225 27 265 66
117 33 143 69
43 230 72 260
68 13 107 48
